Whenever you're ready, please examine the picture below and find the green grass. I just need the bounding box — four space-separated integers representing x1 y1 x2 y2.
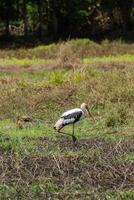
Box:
0 185 133 200
102 190 134 200
0 114 133 154
2 53 134 68
32 43 56 51
1 57 46 67
83 54 134 63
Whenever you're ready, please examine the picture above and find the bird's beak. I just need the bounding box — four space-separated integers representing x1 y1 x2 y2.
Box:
87 107 96 123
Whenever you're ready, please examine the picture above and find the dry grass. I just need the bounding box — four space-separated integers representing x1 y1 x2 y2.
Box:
0 139 134 199
1 39 134 59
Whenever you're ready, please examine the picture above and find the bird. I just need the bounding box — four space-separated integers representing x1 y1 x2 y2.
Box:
16 115 33 129
54 103 96 143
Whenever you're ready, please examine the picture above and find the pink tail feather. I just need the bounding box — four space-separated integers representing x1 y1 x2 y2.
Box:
54 118 64 130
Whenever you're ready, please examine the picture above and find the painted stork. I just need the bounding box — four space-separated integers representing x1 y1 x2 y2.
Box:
54 103 95 142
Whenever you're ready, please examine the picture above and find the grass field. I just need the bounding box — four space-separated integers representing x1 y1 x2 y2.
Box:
0 39 134 199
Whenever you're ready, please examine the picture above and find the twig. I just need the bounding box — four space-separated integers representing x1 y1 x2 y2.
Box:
52 154 64 176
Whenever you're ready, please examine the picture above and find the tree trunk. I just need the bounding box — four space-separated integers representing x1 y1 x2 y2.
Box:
49 0 58 39
5 0 10 36
119 0 133 31
5 17 10 36
23 0 28 36
52 11 58 38
38 0 43 38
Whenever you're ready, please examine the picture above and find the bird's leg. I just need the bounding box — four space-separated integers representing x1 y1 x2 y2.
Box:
58 126 76 143
58 128 73 138
72 123 77 143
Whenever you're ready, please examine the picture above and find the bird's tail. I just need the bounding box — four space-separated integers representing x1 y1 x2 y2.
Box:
54 118 64 131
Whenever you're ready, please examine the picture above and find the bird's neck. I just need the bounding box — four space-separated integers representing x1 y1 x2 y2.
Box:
82 108 88 117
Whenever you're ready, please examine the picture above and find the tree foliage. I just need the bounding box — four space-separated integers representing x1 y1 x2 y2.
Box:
0 0 134 39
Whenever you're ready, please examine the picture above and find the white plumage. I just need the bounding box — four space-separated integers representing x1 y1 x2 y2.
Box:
61 108 83 117
54 103 95 143
54 108 84 130
62 108 85 123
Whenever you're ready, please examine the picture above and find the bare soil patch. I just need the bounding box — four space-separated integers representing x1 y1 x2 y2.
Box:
0 138 133 198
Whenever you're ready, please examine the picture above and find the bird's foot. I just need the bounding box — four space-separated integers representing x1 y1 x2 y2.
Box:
72 135 77 143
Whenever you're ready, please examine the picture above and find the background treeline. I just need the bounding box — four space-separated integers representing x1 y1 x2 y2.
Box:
0 0 134 41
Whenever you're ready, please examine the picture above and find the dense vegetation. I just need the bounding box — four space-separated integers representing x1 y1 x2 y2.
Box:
0 39 134 199
0 0 134 40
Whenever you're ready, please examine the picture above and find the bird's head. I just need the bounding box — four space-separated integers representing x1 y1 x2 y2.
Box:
81 103 96 123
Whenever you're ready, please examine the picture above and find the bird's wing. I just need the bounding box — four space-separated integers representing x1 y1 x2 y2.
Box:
22 116 33 122
61 108 82 117
61 108 83 125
